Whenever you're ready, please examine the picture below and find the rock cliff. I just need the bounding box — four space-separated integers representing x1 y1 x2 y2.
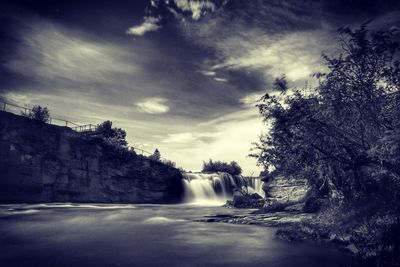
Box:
259 175 310 212
0 111 183 203
263 176 310 204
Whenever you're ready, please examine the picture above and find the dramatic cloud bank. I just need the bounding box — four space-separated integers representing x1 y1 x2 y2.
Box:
1 0 399 174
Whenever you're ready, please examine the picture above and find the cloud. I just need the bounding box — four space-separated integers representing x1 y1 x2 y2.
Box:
136 97 170 114
10 0 395 176
126 16 161 36
239 92 264 107
163 132 197 143
173 0 215 20
199 70 216 76
5 23 140 89
211 31 331 82
214 77 227 82
169 1 335 86
162 131 218 144
156 106 264 175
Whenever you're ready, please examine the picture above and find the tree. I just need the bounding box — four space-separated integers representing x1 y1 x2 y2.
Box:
24 105 50 123
249 22 400 267
202 159 242 175
95 120 127 149
162 159 176 168
251 23 400 202
150 148 161 161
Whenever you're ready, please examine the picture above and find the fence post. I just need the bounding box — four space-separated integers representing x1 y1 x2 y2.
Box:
3 102 6 111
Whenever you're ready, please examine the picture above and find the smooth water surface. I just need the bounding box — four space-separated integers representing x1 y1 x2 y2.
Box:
0 204 354 267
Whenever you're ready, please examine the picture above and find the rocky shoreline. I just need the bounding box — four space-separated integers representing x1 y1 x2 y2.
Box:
197 209 359 255
198 210 313 227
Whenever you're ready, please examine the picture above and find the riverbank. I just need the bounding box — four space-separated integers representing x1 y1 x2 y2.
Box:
199 202 400 267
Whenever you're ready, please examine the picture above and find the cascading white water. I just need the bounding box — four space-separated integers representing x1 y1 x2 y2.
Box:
182 173 265 205
246 178 265 198
182 173 235 205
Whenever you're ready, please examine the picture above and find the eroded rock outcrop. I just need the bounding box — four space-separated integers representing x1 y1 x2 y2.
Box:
262 176 310 211
0 111 183 203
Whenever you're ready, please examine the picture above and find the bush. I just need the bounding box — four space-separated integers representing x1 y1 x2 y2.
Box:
149 148 161 161
162 159 176 168
351 214 400 266
24 105 50 123
94 120 127 150
202 159 242 175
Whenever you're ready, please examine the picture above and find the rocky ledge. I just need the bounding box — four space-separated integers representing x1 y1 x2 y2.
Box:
225 175 311 212
197 211 313 227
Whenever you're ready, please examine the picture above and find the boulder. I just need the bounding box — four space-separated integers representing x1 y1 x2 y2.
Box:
227 192 265 208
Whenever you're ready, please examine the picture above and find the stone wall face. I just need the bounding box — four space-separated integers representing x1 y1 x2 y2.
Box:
263 176 310 204
0 111 183 203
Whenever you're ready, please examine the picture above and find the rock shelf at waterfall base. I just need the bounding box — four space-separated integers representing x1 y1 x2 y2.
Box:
197 211 313 227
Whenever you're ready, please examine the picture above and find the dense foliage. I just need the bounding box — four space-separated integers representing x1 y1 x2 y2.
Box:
150 148 161 161
95 120 128 150
202 159 242 175
161 159 176 168
24 105 50 123
251 24 400 266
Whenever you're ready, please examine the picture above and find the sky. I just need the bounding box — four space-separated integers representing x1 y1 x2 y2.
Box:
1 0 399 175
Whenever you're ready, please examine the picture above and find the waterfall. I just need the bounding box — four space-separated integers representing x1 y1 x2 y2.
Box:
245 177 265 198
182 173 265 205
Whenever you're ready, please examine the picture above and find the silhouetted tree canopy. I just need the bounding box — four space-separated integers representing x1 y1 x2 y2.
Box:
251 23 400 265
24 105 50 123
252 23 400 201
202 159 242 175
95 120 127 149
150 148 161 161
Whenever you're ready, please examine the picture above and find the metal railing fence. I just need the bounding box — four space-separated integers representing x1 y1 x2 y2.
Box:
0 100 172 163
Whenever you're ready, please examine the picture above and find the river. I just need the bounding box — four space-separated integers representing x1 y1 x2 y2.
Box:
0 203 355 267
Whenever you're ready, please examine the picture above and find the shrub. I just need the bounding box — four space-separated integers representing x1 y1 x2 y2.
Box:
202 159 242 175
24 105 50 123
149 148 161 161
352 214 400 266
94 120 127 150
162 159 176 168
